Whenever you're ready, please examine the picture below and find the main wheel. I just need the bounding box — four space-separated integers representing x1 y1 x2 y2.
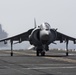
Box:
36 50 39 56
41 51 45 56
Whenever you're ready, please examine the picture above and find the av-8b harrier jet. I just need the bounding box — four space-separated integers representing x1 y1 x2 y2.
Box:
0 20 76 56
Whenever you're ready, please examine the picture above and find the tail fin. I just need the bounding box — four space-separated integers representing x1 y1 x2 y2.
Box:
34 18 36 28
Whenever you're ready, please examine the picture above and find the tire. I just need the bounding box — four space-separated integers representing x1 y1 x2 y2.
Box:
36 50 39 56
41 51 45 56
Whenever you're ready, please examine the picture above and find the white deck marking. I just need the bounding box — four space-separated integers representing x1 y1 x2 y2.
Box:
44 57 76 63
24 66 76 70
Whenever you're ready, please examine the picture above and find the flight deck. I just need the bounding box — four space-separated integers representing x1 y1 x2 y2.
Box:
0 49 76 75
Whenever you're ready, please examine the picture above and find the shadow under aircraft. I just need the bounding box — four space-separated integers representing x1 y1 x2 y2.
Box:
0 19 76 56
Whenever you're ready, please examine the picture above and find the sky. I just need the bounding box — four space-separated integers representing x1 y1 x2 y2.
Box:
0 0 76 49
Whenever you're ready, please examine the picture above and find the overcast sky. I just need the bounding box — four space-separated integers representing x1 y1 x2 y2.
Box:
0 0 76 38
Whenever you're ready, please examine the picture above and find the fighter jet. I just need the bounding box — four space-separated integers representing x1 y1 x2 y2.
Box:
0 19 76 56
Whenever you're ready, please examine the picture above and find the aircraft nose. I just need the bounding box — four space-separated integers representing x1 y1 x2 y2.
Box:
40 30 50 41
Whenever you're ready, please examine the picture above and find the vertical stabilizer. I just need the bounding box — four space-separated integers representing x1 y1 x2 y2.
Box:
34 18 36 28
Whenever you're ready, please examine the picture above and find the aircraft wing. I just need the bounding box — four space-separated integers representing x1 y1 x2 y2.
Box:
0 28 34 43
56 31 76 43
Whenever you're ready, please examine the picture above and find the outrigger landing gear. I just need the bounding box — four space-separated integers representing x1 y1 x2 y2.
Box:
66 40 69 56
10 40 13 56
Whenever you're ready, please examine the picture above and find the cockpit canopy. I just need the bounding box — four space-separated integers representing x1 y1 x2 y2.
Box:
39 22 51 30
40 22 51 30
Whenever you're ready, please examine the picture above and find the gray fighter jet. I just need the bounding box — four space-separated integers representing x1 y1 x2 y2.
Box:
0 19 76 56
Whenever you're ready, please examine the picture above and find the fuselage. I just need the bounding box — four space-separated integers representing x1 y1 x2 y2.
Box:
29 22 57 46
39 23 51 44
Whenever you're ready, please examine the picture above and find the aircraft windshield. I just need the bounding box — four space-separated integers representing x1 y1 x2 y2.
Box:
40 22 51 30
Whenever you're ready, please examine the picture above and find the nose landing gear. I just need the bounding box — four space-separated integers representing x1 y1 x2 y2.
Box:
36 49 45 56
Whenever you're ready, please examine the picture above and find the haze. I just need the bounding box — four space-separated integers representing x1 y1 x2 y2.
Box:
0 0 76 49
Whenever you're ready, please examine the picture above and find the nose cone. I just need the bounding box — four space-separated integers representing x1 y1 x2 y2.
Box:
40 30 50 42
41 32 49 40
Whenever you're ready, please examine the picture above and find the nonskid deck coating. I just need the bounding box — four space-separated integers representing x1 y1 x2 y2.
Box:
0 50 76 75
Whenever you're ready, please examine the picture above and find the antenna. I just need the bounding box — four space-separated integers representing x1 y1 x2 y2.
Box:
34 18 36 28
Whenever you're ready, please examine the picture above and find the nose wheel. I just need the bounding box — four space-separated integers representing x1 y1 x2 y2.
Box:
36 49 45 56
